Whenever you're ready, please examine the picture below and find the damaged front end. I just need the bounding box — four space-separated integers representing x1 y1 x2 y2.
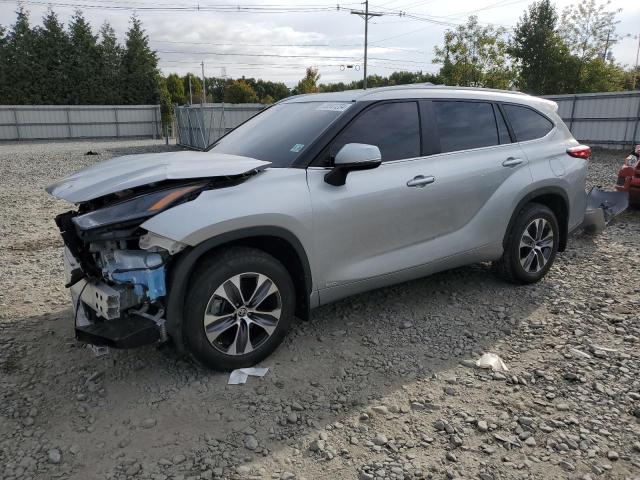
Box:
55 182 202 348
47 151 271 350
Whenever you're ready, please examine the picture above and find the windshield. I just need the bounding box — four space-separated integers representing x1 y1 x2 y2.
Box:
208 101 352 166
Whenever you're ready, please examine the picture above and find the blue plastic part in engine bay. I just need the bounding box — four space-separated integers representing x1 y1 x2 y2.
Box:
111 266 166 301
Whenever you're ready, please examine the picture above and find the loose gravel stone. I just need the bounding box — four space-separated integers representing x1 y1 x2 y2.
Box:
47 449 61 464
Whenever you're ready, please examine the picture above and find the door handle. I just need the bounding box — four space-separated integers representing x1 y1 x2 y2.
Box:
406 175 435 188
502 157 524 167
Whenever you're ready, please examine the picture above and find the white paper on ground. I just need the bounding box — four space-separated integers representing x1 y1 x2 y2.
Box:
228 367 270 385
475 353 509 372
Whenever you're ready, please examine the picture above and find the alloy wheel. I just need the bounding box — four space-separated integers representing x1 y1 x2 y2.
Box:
203 272 282 356
519 218 554 273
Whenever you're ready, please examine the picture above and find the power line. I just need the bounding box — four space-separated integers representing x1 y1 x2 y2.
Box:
436 0 529 19
351 0 384 89
152 40 334 48
150 39 422 53
156 49 362 60
0 0 342 12
155 48 431 65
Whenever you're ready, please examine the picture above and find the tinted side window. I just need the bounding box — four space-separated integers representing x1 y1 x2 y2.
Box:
494 105 511 144
503 104 553 141
330 102 420 162
434 101 499 153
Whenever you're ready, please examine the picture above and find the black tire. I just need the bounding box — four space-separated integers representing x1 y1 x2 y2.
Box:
183 247 295 371
495 202 559 284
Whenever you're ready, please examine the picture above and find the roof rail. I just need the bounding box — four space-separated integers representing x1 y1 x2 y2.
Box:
359 83 526 97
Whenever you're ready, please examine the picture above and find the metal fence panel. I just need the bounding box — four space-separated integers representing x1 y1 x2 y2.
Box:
175 103 265 150
0 105 161 141
543 91 640 148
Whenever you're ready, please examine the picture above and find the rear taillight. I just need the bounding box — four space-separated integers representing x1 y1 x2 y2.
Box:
566 145 591 159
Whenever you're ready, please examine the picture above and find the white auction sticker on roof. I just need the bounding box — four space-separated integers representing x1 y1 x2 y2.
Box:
315 102 352 112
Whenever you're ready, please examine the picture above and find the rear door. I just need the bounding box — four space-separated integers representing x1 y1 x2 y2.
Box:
412 99 532 255
419 100 533 249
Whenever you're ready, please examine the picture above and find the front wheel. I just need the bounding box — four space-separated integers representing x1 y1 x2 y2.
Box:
183 247 295 371
495 203 559 284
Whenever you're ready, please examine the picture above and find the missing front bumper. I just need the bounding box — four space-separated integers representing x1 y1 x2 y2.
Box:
581 187 629 233
64 247 167 348
75 313 160 348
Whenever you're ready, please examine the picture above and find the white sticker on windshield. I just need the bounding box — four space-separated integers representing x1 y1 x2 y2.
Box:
290 144 305 153
315 102 351 112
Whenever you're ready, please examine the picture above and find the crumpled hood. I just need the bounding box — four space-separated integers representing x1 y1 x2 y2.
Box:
46 150 271 203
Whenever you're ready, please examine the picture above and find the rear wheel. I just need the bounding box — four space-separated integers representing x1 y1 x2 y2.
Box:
496 203 559 284
183 247 295 371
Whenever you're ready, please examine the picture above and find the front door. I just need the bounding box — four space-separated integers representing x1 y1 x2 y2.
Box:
307 100 440 295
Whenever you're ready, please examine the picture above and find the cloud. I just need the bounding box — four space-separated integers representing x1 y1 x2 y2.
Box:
0 0 638 85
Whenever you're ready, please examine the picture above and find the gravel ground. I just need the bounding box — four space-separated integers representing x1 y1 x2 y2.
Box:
0 140 639 480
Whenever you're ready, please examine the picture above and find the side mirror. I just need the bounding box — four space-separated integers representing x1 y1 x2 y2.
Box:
324 143 382 186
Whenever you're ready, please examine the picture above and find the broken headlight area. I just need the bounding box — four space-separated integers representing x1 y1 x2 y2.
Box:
72 183 205 230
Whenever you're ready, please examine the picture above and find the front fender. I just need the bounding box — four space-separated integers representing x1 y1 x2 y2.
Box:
141 168 313 247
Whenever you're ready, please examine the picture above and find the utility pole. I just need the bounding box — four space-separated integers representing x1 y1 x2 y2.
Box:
351 0 383 89
634 34 640 90
201 61 207 104
188 75 193 105
602 29 612 61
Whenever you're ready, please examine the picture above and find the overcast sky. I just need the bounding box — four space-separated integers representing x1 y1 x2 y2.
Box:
1 0 638 86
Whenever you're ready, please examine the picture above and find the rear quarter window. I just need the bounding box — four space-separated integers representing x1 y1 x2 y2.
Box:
503 104 554 142
433 101 499 153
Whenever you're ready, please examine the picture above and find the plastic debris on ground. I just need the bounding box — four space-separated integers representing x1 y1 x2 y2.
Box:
88 344 110 357
228 367 269 385
475 353 509 372
569 348 592 359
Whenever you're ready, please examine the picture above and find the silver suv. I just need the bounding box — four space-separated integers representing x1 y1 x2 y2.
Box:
48 85 590 370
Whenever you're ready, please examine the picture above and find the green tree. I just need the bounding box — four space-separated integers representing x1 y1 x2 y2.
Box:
223 80 258 103
97 22 122 104
182 73 202 103
32 10 71 103
559 0 620 61
0 25 9 103
510 0 574 94
319 81 349 93
252 79 289 101
2 7 37 103
557 0 624 93
260 94 274 104
578 57 626 92
156 75 172 127
166 73 186 104
295 67 320 94
623 66 639 90
121 15 159 104
67 10 101 104
388 70 440 86
205 76 231 102
433 16 515 88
